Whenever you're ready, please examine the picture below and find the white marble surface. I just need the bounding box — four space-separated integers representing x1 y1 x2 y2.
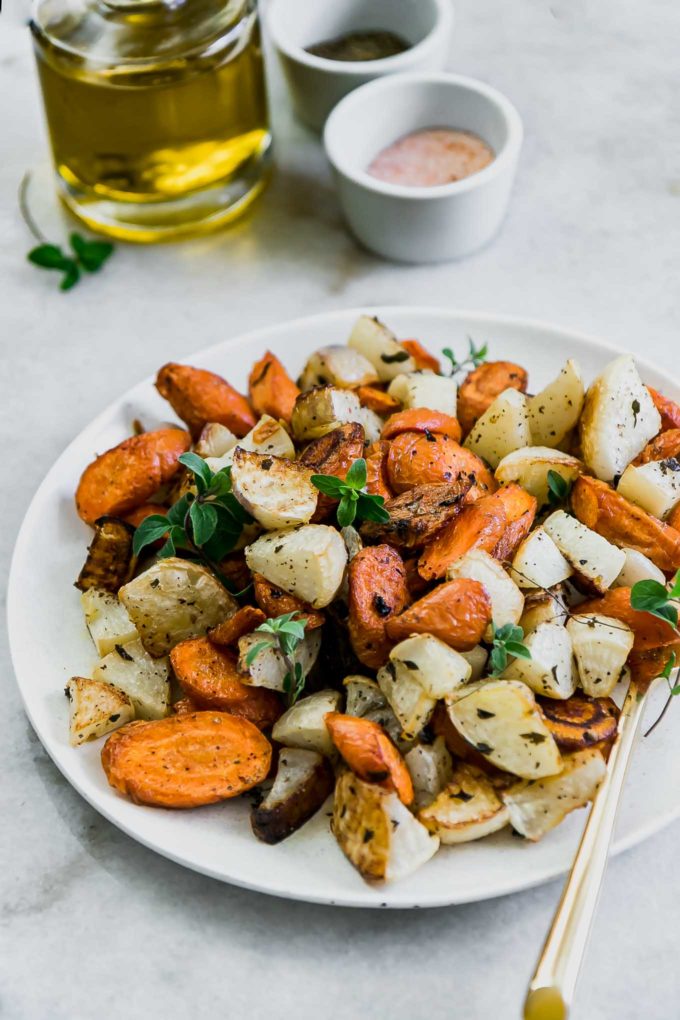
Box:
2 2 680 1017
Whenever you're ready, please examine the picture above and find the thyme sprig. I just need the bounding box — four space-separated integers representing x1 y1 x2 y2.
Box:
441 338 488 377
245 613 309 705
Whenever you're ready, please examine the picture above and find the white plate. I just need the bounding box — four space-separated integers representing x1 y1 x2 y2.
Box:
8 306 680 909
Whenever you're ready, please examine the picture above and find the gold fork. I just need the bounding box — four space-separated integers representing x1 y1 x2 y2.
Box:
523 677 659 1020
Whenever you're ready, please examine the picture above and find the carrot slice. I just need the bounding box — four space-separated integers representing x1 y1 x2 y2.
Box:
325 713 414 805
101 712 272 808
491 484 537 561
648 387 680 432
401 338 441 373
457 361 528 435
365 440 393 501
633 428 680 465
75 427 190 526
252 573 325 629
356 385 401 415
170 637 282 730
385 577 491 651
418 490 509 580
156 362 255 439
347 545 410 670
299 422 366 522
537 694 618 751
628 644 680 691
387 433 495 495
571 475 680 573
577 587 678 654
382 408 462 442
248 350 300 423
209 605 267 647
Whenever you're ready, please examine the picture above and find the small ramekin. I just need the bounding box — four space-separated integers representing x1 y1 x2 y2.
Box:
323 72 523 263
266 0 454 132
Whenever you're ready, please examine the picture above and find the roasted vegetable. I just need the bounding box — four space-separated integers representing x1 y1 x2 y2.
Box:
66 677 135 746
291 386 363 441
495 447 582 508
251 748 334 844
648 386 680 432
538 693 619 752
326 713 414 804
401 338 441 373
298 422 365 521
503 621 576 699
272 689 342 757
502 749 606 841
570 474 680 573
387 373 458 417
633 428 680 466
299 344 378 390
119 558 238 657
356 385 400 415
245 525 348 609
347 545 409 669
528 359 584 448
75 516 136 592
385 577 491 651
618 459 680 521
230 448 317 530
404 737 453 810
156 362 255 439
195 422 238 459
614 548 666 588
579 355 661 481
457 361 528 436
347 315 416 382
511 527 572 589
381 408 463 442
520 585 569 634
377 633 472 738
447 549 524 640
387 432 494 495
81 587 138 656
542 510 625 594
332 771 439 883
251 573 325 629
490 484 538 561
208 605 267 647
577 586 679 655
238 628 321 693
102 712 271 807
248 350 300 423
419 763 510 844
75 428 191 525
342 675 407 751
447 679 563 779
566 613 634 696
360 482 469 550
463 388 531 469
170 637 282 728
364 440 393 501
93 640 171 720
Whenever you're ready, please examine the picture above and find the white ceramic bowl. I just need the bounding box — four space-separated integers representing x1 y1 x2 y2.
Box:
324 72 523 263
266 0 453 131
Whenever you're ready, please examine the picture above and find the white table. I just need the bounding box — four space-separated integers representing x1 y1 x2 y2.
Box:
2 3 679 1017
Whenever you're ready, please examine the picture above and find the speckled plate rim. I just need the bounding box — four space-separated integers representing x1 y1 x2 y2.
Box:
8 306 680 909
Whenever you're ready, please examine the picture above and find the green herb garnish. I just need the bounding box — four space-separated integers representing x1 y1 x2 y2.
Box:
245 612 309 705
311 458 390 528
547 469 573 507
629 575 680 627
489 622 532 676
441 338 488 377
132 453 252 583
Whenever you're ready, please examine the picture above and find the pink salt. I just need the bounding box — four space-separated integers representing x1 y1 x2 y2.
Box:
367 128 494 187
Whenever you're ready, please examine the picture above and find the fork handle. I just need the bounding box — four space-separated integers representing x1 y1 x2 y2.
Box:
523 682 649 1020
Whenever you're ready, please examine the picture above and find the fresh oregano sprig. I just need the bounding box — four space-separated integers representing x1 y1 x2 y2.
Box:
441 337 488 377
489 622 532 676
546 469 573 507
311 458 390 528
628 571 680 735
20 172 113 291
132 452 252 582
245 612 309 705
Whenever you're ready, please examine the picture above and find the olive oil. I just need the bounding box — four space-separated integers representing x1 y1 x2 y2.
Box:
31 0 271 242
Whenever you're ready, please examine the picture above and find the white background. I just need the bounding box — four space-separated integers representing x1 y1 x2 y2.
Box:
1 1 679 1017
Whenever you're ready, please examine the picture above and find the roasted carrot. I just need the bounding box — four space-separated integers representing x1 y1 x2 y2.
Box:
101 712 272 808
628 644 680 691
385 578 491 651
299 422 365 521
537 694 618 752
208 605 267 647
325 713 414 805
365 440 393 501
173 697 199 715
387 433 494 494
457 361 528 435
360 482 471 550
571 475 680 573
401 338 441 373
417 489 509 580
633 428 680 465
577 587 678 654
356 385 401 415
75 427 191 526
491 484 537 561
156 362 255 439
381 408 462 442
122 503 168 529
252 572 325 629
648 387 680 432
248 350 300 423
347 545 410 670
170 637 282 730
